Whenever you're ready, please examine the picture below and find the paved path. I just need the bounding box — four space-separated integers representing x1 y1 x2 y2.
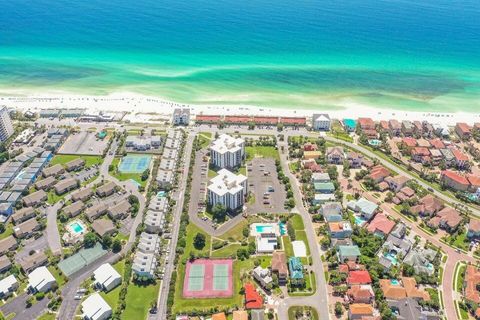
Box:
45 202 63 255
154 132 194 320
276 138 330 320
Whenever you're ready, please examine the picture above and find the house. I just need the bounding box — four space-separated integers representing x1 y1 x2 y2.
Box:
312 193 335 204
379 120 389 132
34 176 57 190
96 182 117 197
42 164 64 178
0 256 12 273
403 248 438 276
441 170 470 192
0 236 18 256
137 233 160 254
338 245 361 262
63 201 84 218
456 122 472 140
347 270 372 285
326 147 344 164
0 275 18 299
108 200 131 220
302 159 322 172
13 218 40 238
347 285 375 304
347 198 378 220
402 120 414 136
23 190 47 207
468 175 480 193
288 257 304 285
384 175 410 192
65 158 85 172
429 138 445 149
389 120 402 137
271 251 288 285
387 298 441 320
347 152 363 168
368 165 390 183
313 182 335 194
27 266 56 293
410 194 444 217
311 172 330 183
91 219 116 237
312 113 331 131
18 251 48 273
253 266 273 288
427 207 462 232
11 207 35 225
440 148 455 167
132 251 157 278
144 210 165 234
85 202 108 222
328 221 353 239
303 142 317 151
468 219 480 239
430 149 443 165
348 303 374 320
357 118 375 131
320 202 343 222
381 277 430 301
465 265 480 316
417 138 431 148
54 178 79 195
379 235 412 269
390 223 407 239
255 233 278 254
82 292 112 320
93 263 122 292
411 147 431 163
211 313 228 320
244 283 263 309
71 187 93 202
366 213 395 238
303 151 322 160
413 121 424 135
343 119 356 132
452 149 470 169
172 108 190 125
232 310 248 320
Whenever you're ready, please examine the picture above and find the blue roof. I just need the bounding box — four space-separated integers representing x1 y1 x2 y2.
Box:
343 119 356 128
288 257 304 279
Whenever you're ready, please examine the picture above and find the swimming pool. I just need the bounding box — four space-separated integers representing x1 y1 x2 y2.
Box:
279 222 287 235
354 215 367 226
256 225 274 233
369 139 382 146
69 221 86 235
390 279 400 285
384 252 398 265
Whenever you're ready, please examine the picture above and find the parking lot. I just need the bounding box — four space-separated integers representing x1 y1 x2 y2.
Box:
246 158 287 214
58 131 110 155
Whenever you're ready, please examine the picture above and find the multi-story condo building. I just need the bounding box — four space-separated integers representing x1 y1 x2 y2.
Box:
208 169 247 210
210 134 245 168
0 106 14 143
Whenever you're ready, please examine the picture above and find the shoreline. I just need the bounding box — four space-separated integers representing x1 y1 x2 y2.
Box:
1 91 480 126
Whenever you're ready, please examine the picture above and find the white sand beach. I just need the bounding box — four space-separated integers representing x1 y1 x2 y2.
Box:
1 90 479 126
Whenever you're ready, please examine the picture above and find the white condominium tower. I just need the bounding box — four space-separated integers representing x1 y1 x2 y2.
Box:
0 106 14 143
210 134 245 168
208 169 247 210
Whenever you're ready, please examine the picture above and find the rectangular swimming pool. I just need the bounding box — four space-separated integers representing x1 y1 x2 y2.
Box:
70 221 85 234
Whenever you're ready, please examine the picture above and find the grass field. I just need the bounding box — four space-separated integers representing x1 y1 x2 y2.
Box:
211 243 242 258
47 190 68 205
246 146 280 161
50 155 103 168
0 223 14 240
121 282 159 320
198 132 213 149
185 223 211 256
47 265 67 287
218 219 249 242
283 236 294 257
37 313 56 320
455 263 466 292
288 306 319 320
290 214 305 230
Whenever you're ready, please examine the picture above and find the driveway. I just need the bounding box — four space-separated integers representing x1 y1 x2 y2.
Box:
15 235 48 261
0 293 50 320
45 202 62 255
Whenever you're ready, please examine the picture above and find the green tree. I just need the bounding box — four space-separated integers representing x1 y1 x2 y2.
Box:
84 232 97 248
141 169 150 181
335 302 344 316
102 235 113 248
211 203 227 222
112 239 122 253
193 233 206 250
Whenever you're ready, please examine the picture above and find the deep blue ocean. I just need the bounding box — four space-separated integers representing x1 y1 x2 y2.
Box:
0 0 479 111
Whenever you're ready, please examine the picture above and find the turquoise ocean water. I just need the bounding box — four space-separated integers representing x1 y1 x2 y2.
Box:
0 0 479 111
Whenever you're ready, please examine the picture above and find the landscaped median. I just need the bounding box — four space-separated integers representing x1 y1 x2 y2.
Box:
288 306 319 320
453 261 466 293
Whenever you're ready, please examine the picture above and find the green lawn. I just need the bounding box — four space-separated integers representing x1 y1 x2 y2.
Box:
288 306 319 320
47 190 68 205
290 214 305 230
121 282 159 320
185 223 211 257
245 146 280 161
208 169 218 178
100 285 122 310
36 313 56 320
283 236 294 258
289 272 316 296
50 155 103 168
0 223 14 240
450 232 470 251
218 219 249 242
455 263 466 292
198 132 213 149
211 244 242 258
47 265 67 287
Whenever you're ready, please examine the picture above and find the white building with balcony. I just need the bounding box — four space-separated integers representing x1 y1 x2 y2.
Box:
210 134 245 168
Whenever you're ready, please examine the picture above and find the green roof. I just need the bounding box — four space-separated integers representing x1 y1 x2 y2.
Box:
338 245 361 257
314 182 335 192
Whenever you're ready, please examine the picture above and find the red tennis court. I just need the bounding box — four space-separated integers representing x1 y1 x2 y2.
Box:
183 258 233 298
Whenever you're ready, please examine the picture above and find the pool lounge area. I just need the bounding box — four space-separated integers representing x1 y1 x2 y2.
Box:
250 223 281 237
63 220 88 245
353 214 368 227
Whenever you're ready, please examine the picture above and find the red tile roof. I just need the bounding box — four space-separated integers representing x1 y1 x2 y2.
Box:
225 116 252 123
452 149 469 162
402 137 417 148
358 118 375 129
465 265 480 304
366 214 395 235
441 170 470 186
244 283 263 309
456 122 472 134
347 271 372 285
369 165 390 182
469 220 480 233
468 175 480 188
253 116 278 124
411 147 430 156
196 115 222 123
279 117 306 125
429 138 445 149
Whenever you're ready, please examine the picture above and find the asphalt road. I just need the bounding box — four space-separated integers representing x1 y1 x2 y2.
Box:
45 202 63 255
0 293 50 320
154 132 194 320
